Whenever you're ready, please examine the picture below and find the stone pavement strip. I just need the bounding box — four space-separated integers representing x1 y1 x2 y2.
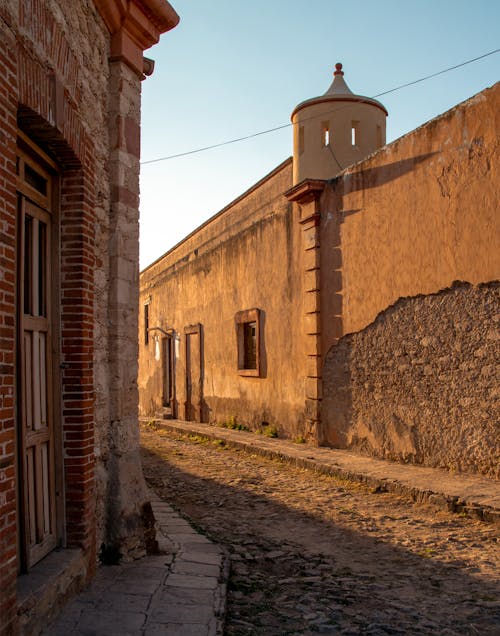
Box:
154 418 500 525
44 492 228 636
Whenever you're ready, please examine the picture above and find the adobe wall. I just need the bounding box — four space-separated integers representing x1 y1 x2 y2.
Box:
321 84 500 476
139 159 311 438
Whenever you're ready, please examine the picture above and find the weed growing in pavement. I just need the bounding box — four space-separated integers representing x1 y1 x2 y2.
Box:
188 434 211 444
261 424 279 438
188 433 228 450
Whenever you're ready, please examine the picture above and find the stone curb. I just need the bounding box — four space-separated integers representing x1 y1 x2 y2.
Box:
147 419 500 525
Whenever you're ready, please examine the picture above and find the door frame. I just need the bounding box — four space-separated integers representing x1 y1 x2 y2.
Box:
161 330 176 417
184 323 203 422
16 133 64 571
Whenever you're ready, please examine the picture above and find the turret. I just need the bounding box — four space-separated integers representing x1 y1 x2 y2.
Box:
291 63 388 184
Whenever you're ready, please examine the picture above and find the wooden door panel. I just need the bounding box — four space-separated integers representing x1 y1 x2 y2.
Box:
184 326 203 422
190 335 201 420
18 194 56 568
26 447 36 546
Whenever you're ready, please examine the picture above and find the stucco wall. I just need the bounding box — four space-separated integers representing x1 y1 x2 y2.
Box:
139 159 311 437
320 82 500 349
322 282 499 477
320 84 500 475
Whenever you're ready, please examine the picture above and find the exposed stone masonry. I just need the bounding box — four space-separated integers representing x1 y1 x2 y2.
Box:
323 281 500 478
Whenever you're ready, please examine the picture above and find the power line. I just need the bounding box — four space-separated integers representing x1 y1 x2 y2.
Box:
141 47 500 166
372 48 500 98
141 122 291 164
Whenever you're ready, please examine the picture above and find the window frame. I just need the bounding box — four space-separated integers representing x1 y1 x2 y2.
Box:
321 121 330 147
144 297 151 345
351 120 360 147
235 308 261 377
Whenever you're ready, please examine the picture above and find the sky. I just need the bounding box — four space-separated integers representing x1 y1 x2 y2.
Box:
139 0 500 270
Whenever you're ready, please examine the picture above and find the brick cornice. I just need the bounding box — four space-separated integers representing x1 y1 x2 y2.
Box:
93 0 179 75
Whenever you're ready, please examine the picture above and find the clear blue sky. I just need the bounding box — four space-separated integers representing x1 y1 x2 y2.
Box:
139 0 499 269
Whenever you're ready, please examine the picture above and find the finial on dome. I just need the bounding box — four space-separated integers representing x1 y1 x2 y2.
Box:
334 62 344 76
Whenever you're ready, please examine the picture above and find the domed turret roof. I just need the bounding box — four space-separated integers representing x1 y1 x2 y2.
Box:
292 63 388 118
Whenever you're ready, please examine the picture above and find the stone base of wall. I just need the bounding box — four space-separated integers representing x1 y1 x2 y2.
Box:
17 549 87 636
204 396 306 440
322 281 499 478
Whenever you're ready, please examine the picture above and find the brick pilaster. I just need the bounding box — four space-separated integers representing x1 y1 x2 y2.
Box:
59 157 96 566
285 180 326 443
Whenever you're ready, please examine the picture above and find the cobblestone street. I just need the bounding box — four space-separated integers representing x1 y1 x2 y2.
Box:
140 423 499 635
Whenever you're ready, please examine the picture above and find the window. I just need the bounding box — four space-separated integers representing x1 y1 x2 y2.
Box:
243 322 257 369
24 163 48 195
144 299 150 345
321 121 330 147
235 308 261 377
351 120 360 146
376 124 383 148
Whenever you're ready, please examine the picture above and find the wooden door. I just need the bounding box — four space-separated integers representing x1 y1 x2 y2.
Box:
184 325 203 422
17 148 58 569
162 334 175 416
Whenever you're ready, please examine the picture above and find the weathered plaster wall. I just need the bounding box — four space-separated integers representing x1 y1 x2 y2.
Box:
320 84 500 475
292 100 386 184
323 282 499 477
139 159 310 438
320 82 500 350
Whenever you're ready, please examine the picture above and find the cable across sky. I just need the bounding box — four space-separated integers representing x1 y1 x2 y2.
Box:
141 47 500 166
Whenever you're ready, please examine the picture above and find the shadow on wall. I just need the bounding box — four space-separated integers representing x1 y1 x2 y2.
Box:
321 281 500 479
260 310 268 378
341 152 438 195
320 151 439 365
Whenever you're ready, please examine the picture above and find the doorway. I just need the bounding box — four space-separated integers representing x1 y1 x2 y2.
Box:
16 138 61 570
161 333 175 418
184 324 203 422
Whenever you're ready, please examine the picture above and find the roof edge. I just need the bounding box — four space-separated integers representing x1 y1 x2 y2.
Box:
141 156 293 274
291 94 388 120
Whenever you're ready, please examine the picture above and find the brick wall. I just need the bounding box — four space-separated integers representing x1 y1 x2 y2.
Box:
17 0 103 567
60 162 96 556
0 7 19 632
0 1 107 632
0 0 177 631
